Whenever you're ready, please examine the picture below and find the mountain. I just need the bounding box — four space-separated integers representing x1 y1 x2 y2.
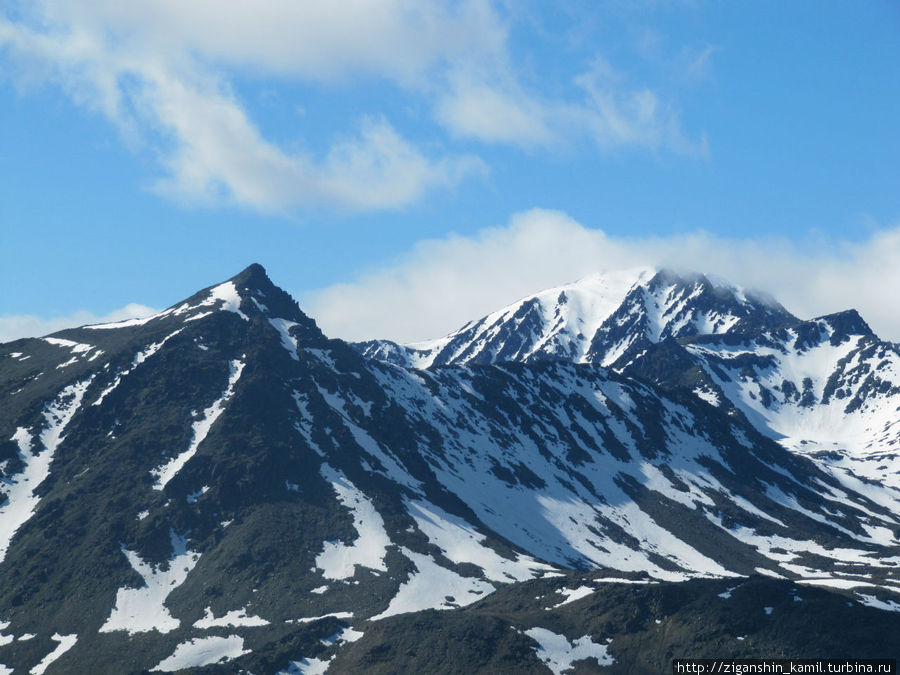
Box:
670 310 900 488
353 268 797 369
358 268 900 491
1 264 899 673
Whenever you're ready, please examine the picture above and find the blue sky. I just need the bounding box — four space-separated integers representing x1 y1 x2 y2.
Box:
2 1 899 342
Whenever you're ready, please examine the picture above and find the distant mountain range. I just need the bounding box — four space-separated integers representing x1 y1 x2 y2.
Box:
1 264 898 673
354 268 900 488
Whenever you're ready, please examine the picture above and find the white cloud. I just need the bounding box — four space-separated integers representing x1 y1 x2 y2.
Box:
0 304 157 343
434 58 706 155
35 0 508 85
0 0 490 213
0 1 704 213
302 208 900 343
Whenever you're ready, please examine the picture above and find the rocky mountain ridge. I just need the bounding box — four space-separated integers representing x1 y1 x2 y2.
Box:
1 264 898 673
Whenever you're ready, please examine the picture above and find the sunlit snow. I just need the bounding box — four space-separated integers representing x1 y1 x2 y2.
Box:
524 627 614 674
407 499 555 582
371 547 494 620
551 586 594 608
316 464 389 580
0 378 92 562
269 318 301 361
100 531 200 634
194 607 269 629
29 633 78 675
150 635 248 671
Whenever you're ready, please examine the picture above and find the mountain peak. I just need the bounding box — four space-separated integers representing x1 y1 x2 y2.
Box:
209 264 326 342
229 262 270 289
356 267 799 370
69 264 326 351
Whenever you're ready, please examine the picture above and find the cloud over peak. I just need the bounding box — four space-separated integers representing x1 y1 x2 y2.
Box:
304 209 900 343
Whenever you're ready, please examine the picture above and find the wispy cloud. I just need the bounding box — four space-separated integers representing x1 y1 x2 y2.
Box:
434 55 706 155
0 1 706 213
0 304 156 343
0 1 490 213
303 208 900 343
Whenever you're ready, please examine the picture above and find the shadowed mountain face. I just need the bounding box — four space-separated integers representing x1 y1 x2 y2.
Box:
1 264 899 673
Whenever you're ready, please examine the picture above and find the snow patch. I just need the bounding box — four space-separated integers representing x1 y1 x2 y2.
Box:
194 607 269 629
270 318 301 361
288 612 353 624
278 657 333 675
857 594 900 613
100 531 200 634
797 578 877 590
315 464 390 580
186 486 209 504
151 635 248 671
552 586 594 608
524 627 614 674
372 548 494 620
208 282 249 320
42 337 92 353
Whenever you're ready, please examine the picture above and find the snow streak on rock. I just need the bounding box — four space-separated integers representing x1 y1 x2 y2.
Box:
407 499 556 582
316 464 390 580
151 359 244 489
93 329 183 406
270 318 301 361
0 377 92 562
29 633 78 675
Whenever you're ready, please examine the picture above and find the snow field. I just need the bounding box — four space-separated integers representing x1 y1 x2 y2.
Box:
100 531 200 634
316 464 389 580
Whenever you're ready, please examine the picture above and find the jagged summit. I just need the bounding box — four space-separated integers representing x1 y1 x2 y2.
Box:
353 267 798 370
353 266 899 488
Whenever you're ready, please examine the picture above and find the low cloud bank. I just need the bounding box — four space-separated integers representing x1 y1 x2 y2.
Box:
303 209 900 343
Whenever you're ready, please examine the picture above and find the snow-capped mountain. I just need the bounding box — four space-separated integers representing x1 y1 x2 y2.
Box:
354 268 797 369
358 268 900 490
1 264 899 673
673 310 900 488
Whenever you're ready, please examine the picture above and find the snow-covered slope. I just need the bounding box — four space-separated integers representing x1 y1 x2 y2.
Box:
358 267 899 490
682 310 900 488
354 268 796 370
